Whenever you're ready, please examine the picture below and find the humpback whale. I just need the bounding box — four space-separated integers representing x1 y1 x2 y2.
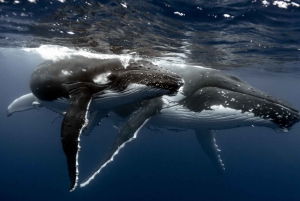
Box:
8 60 300 189
78 61 300 187
7 57 183 191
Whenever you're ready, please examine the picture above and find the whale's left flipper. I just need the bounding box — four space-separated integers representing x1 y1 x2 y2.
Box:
81 98 163 187
195 129 225 174
61 86 92 192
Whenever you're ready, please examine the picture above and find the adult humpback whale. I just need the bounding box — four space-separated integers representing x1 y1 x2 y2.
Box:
7 57 183 191
79 61 300 187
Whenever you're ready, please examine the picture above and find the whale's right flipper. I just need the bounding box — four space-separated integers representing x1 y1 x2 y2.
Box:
80 98 163 187
195 129 225 174
61 86 92 192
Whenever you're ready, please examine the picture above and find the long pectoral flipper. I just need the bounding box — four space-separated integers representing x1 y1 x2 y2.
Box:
195 129 225 174
61 86 92 192
80 98 163 187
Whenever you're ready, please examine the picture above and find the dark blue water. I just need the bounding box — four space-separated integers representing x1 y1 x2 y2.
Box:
1 0 300 200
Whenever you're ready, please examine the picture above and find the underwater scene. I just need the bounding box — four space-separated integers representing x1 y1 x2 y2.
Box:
1 0 300 200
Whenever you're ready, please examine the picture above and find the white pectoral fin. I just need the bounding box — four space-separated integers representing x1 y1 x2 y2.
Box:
7 93 42 116
195 129 225 174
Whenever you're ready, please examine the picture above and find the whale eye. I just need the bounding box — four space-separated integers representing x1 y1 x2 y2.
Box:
61 70 72 76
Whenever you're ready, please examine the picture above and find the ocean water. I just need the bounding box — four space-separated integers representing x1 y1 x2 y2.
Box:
0 0 300 200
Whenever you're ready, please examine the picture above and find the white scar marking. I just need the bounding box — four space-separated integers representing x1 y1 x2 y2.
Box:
120 2 127 8
61 70 72 76
93 72 111 85
80 118 150 187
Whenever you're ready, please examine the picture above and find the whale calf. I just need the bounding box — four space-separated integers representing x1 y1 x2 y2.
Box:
7 57 183 191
